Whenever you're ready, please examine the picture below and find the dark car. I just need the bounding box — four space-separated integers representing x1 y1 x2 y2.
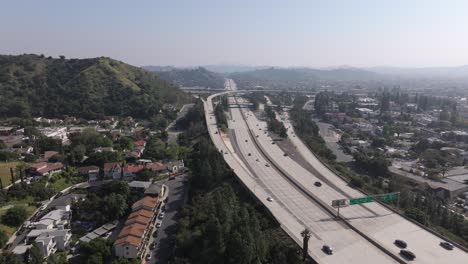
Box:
322 245 333 255
272 142 275 144
314 181 322 187
400 249 415 260
394 239 407 249
283 153 288 157
440 241 454 250
248 153 251 156
245 139 248 142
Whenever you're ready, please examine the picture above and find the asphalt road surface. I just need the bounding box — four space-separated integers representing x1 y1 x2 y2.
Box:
146 173 188 264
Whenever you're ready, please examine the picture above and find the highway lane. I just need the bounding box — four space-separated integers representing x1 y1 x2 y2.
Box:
204 88 319 260
228 94 397 264
239 97 468 264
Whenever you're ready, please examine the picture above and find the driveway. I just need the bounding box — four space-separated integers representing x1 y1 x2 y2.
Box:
145 173 189 264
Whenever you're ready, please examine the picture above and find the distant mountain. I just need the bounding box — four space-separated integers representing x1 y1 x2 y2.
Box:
145 66 225 88
230 67 380 89
143 65 176 72
0 54 191 119
233 67 378 81
203 64 269 73
369 66 468 79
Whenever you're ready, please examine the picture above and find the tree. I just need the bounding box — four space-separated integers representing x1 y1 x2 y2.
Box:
1 206 28 227
136 168 153 181
0 230 8 248
0 251 24 264
103 193 127 220
25 243 44 264
46 252 67 264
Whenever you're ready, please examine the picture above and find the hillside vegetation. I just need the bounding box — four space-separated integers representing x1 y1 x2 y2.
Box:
147 66 225 89
0 54 191 119
230 67 379 90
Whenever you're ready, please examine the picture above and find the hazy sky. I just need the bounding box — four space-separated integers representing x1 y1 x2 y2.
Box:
1 0 468 67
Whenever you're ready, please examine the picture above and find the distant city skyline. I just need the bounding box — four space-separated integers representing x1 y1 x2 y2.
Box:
1 0 468 68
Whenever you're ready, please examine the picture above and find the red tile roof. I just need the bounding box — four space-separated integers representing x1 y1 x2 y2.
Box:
131 196 159 211
145 162 166 171
114 235 142 247
29 162 47 170
118 223 146 239
128 209 154 219
133 140 146 147
125 215 151 226
103 162 121 172
123 164 144 173
36 163 64 175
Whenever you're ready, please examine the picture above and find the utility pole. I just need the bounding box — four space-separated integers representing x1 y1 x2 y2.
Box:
301 228 311 261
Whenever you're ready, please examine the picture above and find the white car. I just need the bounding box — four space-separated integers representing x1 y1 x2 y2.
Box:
267 197 274 202
156 222 162 228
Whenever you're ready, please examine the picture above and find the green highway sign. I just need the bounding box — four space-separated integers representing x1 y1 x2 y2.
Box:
379 193 397 202
350 196 373 205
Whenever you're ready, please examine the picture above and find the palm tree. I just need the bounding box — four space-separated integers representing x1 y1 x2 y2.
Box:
301 228 312 261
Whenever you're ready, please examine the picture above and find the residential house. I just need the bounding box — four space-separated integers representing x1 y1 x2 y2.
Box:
28 162 64 177
145 162 168 174
144 184 162 197
131 196 159 212
123 165 144 180
27 229 71 257
166 160 185 174
104 162 122 179
34 209 70 229
114 196 159 259
78 166 100 182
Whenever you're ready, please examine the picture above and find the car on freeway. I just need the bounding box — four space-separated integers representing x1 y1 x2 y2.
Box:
272 142 275 144
159 212 165 219
440 241 454 250
156 222 162 228
215 131 218 134
394 239 407 248
314 181 322 187
248 153 251 156
245 139 248 142
259 128 262 130
267 197 274 202
256 158 259 162
145 253 152 261
400 249 416 260
265 163 270 167
322 245 333 255
153 230 158 237
283 153 288 157
256 135 259 137
150 241 156 249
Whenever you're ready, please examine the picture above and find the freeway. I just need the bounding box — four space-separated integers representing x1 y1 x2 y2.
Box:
237 93 468 263
205 80 398 263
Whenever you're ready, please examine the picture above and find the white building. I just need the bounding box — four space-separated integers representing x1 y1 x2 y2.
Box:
27 229 72 257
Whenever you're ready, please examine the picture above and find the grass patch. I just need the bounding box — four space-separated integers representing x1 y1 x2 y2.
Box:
0 161 22 187
0 204 37 237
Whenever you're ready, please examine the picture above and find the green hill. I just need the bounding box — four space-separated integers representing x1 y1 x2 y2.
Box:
0 54 191 119
145 66 225 89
